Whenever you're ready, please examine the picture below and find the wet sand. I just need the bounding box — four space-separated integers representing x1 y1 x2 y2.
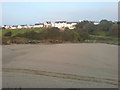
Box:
2 43 118 88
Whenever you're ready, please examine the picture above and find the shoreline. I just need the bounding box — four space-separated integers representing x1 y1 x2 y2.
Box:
2 41 119 45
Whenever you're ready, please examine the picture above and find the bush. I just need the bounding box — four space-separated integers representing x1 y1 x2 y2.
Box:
4 31 12 37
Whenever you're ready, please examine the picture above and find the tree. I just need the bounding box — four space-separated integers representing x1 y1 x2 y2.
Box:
76 20 90 29
75 29 90 41
62 29 79 41
76 21 96 34
98 20 113 32
108 24 118 37
44 27 60 40
15 30 39 40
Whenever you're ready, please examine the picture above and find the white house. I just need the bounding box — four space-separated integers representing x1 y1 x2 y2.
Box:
21 25 28 29
44 22 52 28
33 23 44 28
28 25 34 29
17 25 22 29
54 21 67 28
3 25 11 29
10 25 18 29
54 21 77 29
66 22 78 29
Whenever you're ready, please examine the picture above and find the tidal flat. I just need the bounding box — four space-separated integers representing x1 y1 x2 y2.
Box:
2 43 118 88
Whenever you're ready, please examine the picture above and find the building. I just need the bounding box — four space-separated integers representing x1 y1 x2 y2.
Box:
66 22 78 29
28 25 34 29
44 22 52 28
33 23 44 28
17 25 22 29
2 20 100 30
3 25 11 29
10 25 18 29
54 21 67 29
21 25 28 29
54 21 77 29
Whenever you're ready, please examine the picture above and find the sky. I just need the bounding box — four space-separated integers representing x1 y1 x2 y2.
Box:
0 2 118 25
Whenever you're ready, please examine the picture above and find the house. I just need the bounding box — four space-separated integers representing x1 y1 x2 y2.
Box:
21 25 28 29
3 25 11 29
54 21 67 29
54 21 77 29
44 22 52 28
17 25 22 29
66 22 78 29
10 25 18 29
28 25 34 29
33 23 44 28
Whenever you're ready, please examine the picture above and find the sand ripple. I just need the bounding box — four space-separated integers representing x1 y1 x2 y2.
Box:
3 68 118 86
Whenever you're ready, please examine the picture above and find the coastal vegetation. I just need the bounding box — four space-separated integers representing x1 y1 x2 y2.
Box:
1 20 119 45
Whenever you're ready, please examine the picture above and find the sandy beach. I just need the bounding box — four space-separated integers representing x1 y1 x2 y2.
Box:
2 43 118 88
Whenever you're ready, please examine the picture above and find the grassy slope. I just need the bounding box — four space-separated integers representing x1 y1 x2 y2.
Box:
2 28 46 37
89 31 118 42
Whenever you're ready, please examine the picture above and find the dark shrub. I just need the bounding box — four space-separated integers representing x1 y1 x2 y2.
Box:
4 31 12 37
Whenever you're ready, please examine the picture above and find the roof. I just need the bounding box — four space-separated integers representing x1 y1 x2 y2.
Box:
35 23 44 25
21 25 27 26
12 25 18 27
55 21 67 23
46 22 51 24
67 22 78 24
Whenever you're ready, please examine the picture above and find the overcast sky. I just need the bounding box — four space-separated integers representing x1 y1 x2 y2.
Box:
1 2 118 25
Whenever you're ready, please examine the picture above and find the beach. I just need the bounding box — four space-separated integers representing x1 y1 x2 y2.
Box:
2 43 118 88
